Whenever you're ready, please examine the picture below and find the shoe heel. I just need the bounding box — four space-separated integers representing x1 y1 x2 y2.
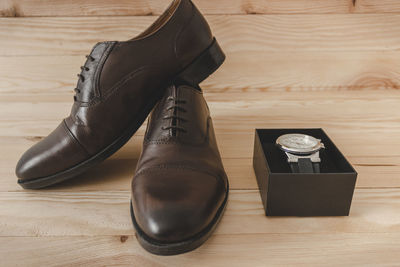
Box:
175 38 225 85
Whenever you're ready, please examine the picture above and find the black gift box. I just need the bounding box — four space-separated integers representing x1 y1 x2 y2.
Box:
253 128 357 216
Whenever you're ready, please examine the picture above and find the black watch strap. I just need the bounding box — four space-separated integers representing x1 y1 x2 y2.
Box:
290 158 320 173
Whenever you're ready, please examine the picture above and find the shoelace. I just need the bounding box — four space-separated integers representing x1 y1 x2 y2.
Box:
161 96 187 134
73 55 95 101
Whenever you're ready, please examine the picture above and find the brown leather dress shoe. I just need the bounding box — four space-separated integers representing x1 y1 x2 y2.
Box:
16 0 225 189
130 84 229 255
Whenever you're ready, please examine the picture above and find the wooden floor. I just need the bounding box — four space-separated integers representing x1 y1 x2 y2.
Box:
1 0 400 266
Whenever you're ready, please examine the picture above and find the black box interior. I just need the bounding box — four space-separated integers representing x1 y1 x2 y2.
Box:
253 128 357 216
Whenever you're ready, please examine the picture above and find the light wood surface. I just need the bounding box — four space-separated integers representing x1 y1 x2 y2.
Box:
2 14 400 56
2 0 400 16
1 189 400 236
0 0 400 266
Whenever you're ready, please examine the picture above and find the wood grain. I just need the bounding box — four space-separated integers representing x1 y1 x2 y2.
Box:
1 51 400 94
1 189 399 236
1 91 399 136
2 0 400 17
0 0 358 17
356 0 400 13
1 233 399 266
1 14 400 56
2 233 400 266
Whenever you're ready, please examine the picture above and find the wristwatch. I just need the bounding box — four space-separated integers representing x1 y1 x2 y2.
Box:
276 133 325 173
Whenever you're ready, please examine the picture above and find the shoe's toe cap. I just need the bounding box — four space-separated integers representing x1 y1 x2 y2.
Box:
131 167 227 243
16 121 89 182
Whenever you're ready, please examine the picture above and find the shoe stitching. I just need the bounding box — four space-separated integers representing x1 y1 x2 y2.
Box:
94 41 117 99
62 119 90 156
79 65 158 108
133 163 227 189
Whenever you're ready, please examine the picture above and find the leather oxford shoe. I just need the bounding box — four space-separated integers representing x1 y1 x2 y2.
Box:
16 0 225 189
130 84 229 255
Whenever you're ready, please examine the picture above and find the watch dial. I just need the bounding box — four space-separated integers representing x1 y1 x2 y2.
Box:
278 134 319 150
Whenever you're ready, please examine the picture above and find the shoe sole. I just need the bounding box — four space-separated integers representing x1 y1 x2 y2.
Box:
18 38 226 189
130 179 229 255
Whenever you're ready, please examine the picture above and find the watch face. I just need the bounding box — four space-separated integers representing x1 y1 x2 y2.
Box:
276 133 324 154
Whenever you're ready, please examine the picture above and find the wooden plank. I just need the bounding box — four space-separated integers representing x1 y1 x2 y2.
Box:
0 0 354 17
1 14 400 56
0 189 400 236
2 51 400 95
1 233 400 266
2 0 400 17
1 91 399 136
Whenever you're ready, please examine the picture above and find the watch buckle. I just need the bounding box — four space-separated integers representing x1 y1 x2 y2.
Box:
285 151 321 163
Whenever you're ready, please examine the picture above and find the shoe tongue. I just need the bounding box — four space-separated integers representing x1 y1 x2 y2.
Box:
156 85 182 137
